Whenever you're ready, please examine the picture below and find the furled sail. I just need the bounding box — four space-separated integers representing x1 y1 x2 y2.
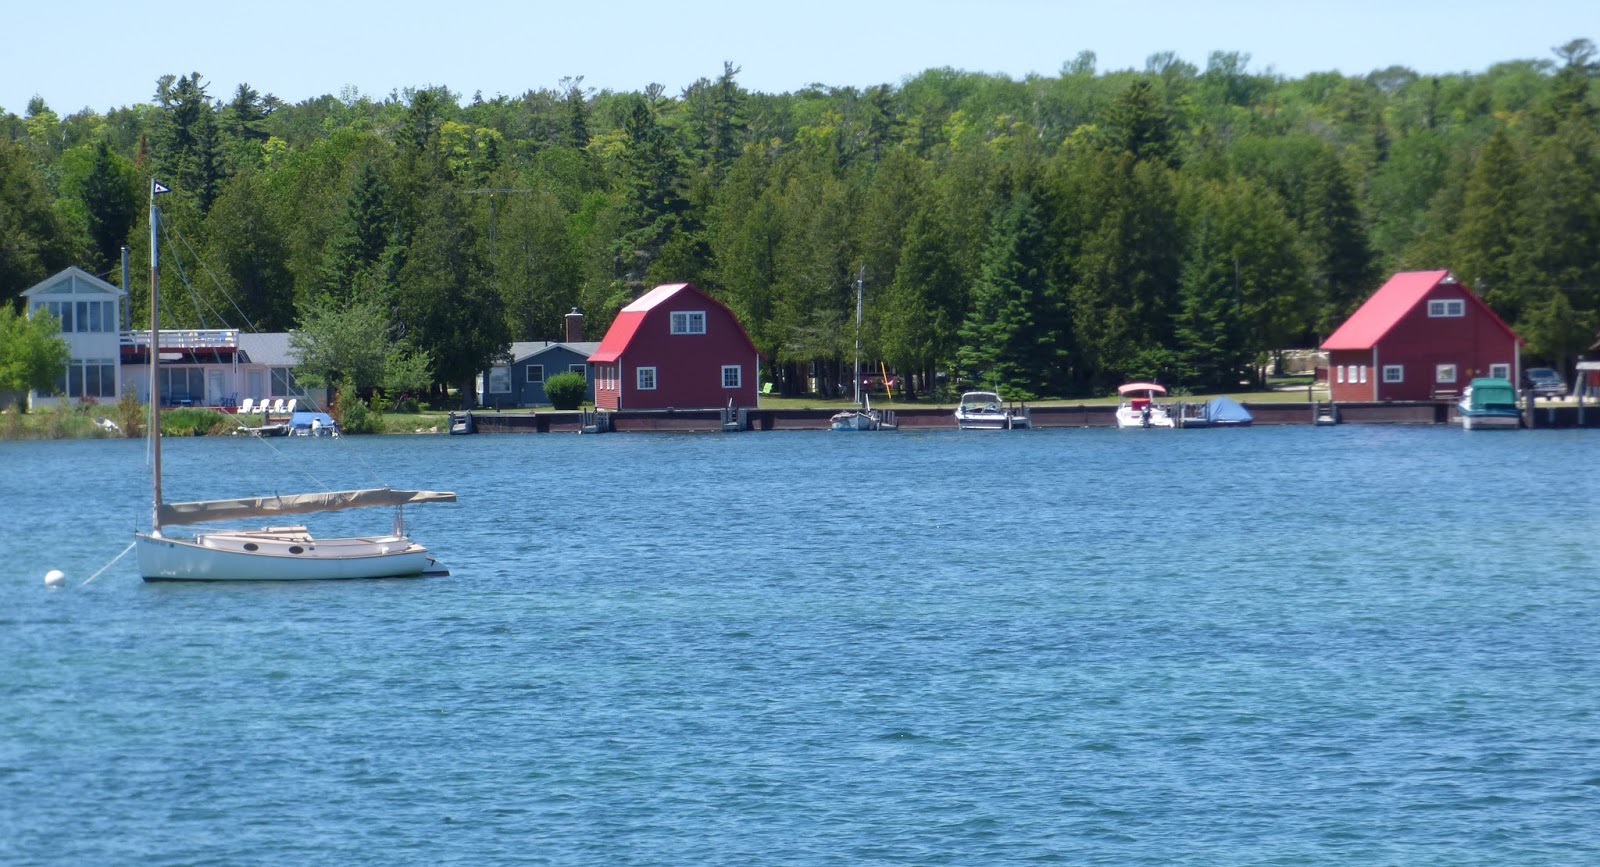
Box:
158 488 456 527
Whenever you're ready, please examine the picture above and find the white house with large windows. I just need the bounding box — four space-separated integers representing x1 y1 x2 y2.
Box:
21 267 125 408
20 267 323 412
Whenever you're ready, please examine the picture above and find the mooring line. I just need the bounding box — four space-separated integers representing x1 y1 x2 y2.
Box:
82 542 135 586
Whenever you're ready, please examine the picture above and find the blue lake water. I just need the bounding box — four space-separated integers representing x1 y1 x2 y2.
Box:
3 426 1599 865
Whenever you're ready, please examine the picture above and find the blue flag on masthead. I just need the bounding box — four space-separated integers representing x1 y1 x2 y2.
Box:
152 180 170 195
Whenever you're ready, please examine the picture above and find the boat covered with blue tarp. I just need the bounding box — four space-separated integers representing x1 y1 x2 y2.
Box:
288 410 339 436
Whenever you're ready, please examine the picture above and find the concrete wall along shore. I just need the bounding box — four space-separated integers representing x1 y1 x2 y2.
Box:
458 400 1600 433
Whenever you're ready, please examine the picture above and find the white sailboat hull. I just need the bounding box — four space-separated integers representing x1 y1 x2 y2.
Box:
830 410 879 431
135 530 444 581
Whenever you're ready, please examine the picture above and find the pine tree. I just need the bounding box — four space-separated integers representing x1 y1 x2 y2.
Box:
1100 79 1177 167
319 160 393 305
882 201 963 397
956 192 1055 399
152 73 225 211
1302 151 1376 333
1452 129 1525 319
80 138 139 273
1174 217 1250 390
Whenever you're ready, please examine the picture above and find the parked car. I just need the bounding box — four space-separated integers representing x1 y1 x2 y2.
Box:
1523 367 1566 398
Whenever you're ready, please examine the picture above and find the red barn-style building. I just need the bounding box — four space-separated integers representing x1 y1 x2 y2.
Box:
1321 269 1522 402
589 283 761 411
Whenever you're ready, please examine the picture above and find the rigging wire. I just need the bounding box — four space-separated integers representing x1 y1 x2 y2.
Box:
147 206 388 498
156 209 259 334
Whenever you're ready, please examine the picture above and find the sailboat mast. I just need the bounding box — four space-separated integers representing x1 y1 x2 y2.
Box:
148 180 162 531
853 265 864 407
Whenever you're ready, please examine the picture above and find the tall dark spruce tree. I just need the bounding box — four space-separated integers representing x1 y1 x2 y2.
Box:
956 191 1057 399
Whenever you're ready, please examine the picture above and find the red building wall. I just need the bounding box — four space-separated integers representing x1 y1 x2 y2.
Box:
1327 349 1378 402
1329 283 1520 402
591 285 760 411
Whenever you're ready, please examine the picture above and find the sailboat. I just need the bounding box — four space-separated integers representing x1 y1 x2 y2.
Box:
133 180 456 581
830 266 885 432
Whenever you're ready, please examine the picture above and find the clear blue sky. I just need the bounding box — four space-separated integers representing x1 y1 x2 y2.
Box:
4 0 1594 114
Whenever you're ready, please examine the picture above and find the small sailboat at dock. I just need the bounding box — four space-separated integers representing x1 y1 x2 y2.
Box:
830 266 896 431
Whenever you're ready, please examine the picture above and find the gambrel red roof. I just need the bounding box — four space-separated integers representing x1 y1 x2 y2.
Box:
589 283 757 363
1321 270 1519 350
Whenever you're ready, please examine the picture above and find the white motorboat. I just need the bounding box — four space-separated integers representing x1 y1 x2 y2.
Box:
1456 377 1521 430
133 179 455 581
1115 382 1175 428
955 391 1029 430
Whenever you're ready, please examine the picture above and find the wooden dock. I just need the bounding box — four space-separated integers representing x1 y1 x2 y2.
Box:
461 400 1600 433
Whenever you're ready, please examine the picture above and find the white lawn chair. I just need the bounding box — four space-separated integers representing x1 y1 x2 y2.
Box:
271 398 287 415
285 398 297 415
239 398 255 414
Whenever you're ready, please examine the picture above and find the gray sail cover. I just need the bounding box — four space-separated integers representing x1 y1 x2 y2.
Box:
159 488 456 526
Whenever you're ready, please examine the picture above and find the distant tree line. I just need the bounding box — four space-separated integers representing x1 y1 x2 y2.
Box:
2 42 1597 402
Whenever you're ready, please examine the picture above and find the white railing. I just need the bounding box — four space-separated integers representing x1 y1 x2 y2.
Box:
121 329 240 350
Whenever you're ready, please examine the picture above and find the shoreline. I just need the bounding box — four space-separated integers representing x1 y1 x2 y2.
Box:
10 397 1596 440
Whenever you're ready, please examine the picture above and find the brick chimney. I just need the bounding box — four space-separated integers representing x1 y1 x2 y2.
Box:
564 308 584 342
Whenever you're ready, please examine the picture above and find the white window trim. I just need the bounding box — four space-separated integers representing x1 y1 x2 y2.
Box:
1358 365 1368 384
1383 365 1404 383
722 365 742 389
1428 299 1465 317
569 364 586 375
1336 366 1345 384
670 311 707 335
1489 363 1510 379
1436 364 1457 384
525 364 544 383
489 366 512 394
637 366 657 390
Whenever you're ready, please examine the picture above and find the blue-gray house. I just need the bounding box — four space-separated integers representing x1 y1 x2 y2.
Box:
480 340 600 407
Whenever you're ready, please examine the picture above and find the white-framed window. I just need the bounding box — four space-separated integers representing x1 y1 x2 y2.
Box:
637 366 657 390
33 300 116 333
1489 363 1510 379
488 366 511 394
1436 364 1457 384
53 358 118 398
1428 299 1465 317
270 367 304 397
1358 365 1368 384
569 364 586 376
525 364 544 383
1383 365 1404 383
1336 366 1345 384
670 311 706 335
722 365 742 388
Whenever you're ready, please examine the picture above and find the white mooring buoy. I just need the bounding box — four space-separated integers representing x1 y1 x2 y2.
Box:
44 569 67 588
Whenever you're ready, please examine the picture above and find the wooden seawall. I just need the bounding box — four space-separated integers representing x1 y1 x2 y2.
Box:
463 400 1600 433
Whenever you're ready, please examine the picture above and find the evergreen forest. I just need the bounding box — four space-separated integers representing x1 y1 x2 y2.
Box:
3 42 1598 402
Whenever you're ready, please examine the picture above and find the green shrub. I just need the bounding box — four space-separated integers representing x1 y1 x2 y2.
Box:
159 407 229 436
335 386 380 434
115 394 145 438
544 371 587 410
